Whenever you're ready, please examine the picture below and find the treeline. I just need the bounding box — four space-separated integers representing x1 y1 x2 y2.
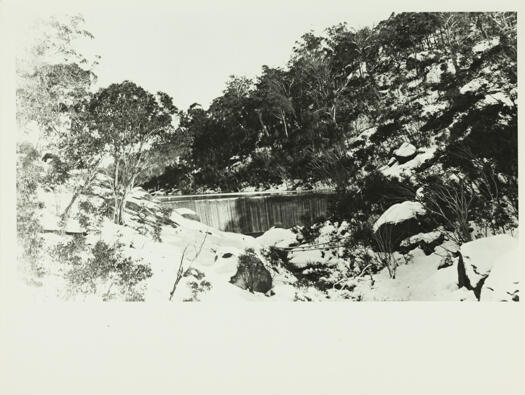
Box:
144 12 517 193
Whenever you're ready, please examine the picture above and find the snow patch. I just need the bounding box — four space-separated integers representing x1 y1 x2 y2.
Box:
257 227 299 248
460 77 486 94
400 231 442 247
472 37 500 53
480 247 519 301
381 146 437 179
460 234 518 291
394 142 416 159
373 201 426 232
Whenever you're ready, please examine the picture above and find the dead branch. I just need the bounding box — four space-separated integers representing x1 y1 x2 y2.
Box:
168 232 209 301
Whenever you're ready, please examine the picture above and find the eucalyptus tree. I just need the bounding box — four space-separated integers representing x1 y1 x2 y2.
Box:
86 81 178 224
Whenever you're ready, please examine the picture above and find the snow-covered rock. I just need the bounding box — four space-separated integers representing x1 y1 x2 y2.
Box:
381 146 437 180
288 249 339 269
256 227 299 248
373 201 426 232
393 142 417 163
477 91 514 108
399 231 444 255
480 247 519 301
459 77 487 94
472 36 500 54
230 252 273 294
457 234 518 298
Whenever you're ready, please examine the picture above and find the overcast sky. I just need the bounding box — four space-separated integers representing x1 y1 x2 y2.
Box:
16 1 392 110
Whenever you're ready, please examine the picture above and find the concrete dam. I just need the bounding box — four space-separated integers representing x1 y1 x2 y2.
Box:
158 191 335 235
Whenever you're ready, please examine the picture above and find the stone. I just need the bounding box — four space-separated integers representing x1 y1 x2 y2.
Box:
399 231 445 255
373 201 431 250
393 142 417 164
230 252 273 294
457 234 518 299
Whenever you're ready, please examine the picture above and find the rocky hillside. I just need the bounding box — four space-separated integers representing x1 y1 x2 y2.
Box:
145 13 516 198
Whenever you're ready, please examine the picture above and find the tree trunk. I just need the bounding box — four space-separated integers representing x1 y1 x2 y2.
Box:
61 189 81 224
281 110 288 138
256 111 269 137
61 161 102 225
117 194 126 225
112 160 120 224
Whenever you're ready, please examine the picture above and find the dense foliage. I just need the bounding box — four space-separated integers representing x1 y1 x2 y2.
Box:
144 12 517 199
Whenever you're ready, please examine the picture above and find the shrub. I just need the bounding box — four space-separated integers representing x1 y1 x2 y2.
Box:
182 268 212 302
420 175 474 244
373 224 398 279
16 143 44 275
64 240 152 301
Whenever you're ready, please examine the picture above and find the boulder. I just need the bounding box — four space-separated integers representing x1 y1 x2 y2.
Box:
393 142 417 164
373 201 429 249
480 248 519 301
256 227 299 248
399 231 444 255
457 234 518 299
230 252 273 294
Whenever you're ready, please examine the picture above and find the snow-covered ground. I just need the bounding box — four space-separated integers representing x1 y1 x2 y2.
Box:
21 185 519 303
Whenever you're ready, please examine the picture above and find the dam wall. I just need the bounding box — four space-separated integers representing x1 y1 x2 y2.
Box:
158 191 335 234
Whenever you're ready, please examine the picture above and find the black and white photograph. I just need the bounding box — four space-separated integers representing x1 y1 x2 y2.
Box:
1 1 524 394
8 4 519 303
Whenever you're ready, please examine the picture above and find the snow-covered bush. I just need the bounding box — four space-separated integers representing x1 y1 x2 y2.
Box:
16 143 44 278
57 239 153 301
373 224 398 279
420 176 474 244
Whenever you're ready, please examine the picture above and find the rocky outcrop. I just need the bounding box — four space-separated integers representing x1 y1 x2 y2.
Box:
399 231 444 255
230 251 273 294
457 234 518 299
480 247 519 301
